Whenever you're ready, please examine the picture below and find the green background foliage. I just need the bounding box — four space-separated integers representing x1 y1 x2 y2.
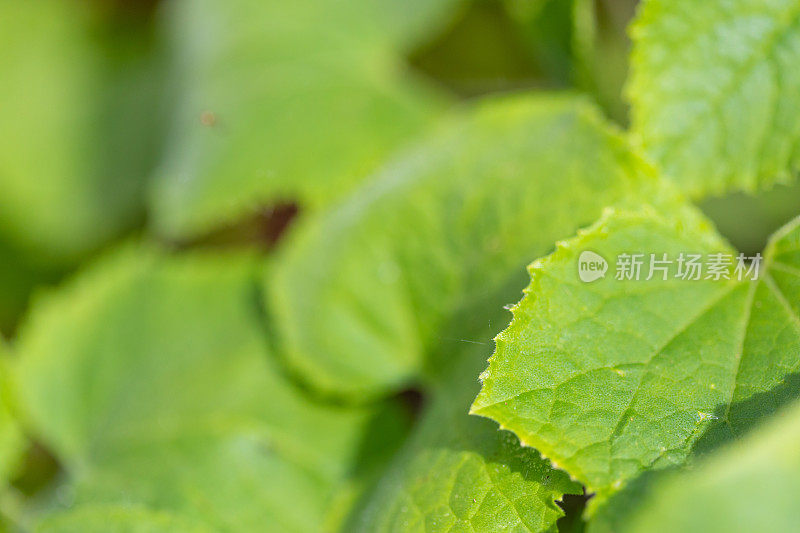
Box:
1 0 799 531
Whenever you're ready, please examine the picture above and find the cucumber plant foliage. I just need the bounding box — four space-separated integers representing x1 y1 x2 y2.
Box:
1 0 800 532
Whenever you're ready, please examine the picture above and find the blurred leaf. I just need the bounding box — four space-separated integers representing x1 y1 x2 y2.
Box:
351 332 581 532
0 240 62 337
355 0 466 51
37 504 212 533
408 0 545 97
14 247 407 532
472 206 800 511
0 0 165 261
0 343 25 532
701 180 800 256
150 0 457 239
628 0 800 197
623 398 800 533
267 94 675 399
572 0 637 124
0 344 23 487
504 0 575 88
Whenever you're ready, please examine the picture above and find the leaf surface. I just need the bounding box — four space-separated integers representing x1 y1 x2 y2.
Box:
472 207 800 506
150 0 454 238
0 0 163 260
266 96 692 396
628 0 800 196
352 335 581 533
37 504 213 533
0 343 23 487
624 398 800 533
267 94 672 399
14 247 406 532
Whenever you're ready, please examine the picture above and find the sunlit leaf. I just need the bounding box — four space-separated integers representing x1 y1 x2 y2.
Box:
267 94 677 399
149 0 455 238
624 398 800 533
0 0 163 260
353 336 581 532
473 207 800 510
629 0 800 196
37 504 212 533
15 247 407 532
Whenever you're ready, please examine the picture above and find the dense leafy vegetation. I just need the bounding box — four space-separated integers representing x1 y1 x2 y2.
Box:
1 0 799 531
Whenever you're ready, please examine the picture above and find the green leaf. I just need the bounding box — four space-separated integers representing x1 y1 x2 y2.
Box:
572 0 637 125
0 238 61 337
0 343 23 487
472 206 800 507
149 0 452 239
349 203 587 532
628 0 800 197
267 93 676 399
699 181 800 257
352 0 465 51
14 247 407 532
623 398 800 533
352 336 581 533
37 504 212 533
503 0 574 87
0 0 163 261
